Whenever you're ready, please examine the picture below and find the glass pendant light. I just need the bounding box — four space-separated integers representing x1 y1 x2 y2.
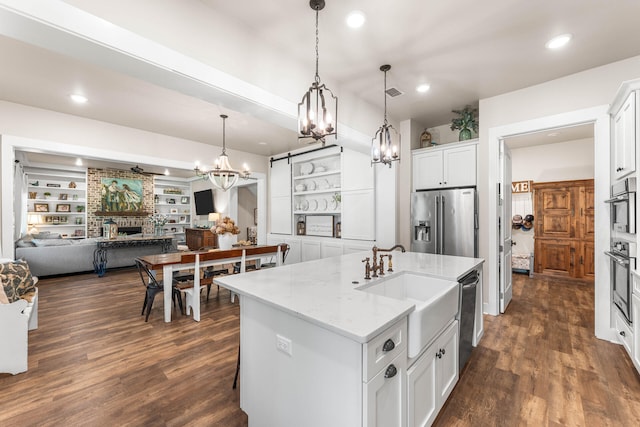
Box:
371 64 400 167
298 0 337 145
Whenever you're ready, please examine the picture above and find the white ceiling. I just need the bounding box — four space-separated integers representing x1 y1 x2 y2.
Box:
2 0 640 173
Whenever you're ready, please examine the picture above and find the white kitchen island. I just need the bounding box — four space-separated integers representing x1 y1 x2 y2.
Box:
215 251 484 427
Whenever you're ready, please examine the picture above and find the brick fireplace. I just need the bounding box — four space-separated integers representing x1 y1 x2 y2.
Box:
86 168 155 237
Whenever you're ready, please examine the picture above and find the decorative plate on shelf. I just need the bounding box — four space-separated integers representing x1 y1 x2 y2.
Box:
307 180 317 191
301 200 309 211
309 199 318 211
295 183 306 192
317 179 330 190
314 165 326 173
319 198 328 211
300 163 314 175
330 199 339 211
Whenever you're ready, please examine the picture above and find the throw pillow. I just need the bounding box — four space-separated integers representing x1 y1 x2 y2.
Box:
0 259 36 304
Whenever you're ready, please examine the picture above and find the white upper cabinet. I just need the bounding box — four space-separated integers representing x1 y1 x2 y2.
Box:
413 141 477 190
612 90 637 180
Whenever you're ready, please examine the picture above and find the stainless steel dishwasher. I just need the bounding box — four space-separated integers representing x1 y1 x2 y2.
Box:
457 270 479 372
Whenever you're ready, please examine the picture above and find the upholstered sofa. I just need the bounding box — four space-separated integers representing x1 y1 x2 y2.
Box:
15 234 175 277
0 258 38 375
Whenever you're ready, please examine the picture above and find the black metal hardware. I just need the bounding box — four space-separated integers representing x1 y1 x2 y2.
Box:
384 364 397 378
436 350 442 359
620 331 626 337
269 144 339 166
382 339 395 352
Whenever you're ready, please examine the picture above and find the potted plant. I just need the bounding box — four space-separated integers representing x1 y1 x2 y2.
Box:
43 192 51 200
211 216 241 250
450 105 478 141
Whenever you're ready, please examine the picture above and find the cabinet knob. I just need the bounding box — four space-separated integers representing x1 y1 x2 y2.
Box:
441 348 446 356
384 364 397 379
620 330 626 337
382 339 395 352
436 349 442 359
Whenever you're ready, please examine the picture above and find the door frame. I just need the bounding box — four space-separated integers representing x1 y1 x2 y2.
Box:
499 140 513 312
487 105 614 341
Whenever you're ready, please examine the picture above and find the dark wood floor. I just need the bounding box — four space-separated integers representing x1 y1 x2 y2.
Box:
1 269 639 426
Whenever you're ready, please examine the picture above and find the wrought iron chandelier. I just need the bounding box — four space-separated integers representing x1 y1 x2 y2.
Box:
371 64 400 167
194 114 250 191
298 0 337 145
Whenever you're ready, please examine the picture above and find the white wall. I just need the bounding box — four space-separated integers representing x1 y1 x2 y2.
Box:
0 100 269 256
511 138 595 182
479 54 640 341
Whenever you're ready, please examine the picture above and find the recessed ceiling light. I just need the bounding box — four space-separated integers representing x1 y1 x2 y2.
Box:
545 34 572 49
75 158 83 166
346 11 365 29
547 132 559 137
164 169 170 176
416 84 431 93
69 94 88 104
258 141 267 145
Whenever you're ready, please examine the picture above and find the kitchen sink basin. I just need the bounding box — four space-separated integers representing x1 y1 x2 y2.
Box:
358 272 459 358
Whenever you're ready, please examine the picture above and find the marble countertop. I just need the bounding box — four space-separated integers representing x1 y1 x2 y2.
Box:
214 251 484 343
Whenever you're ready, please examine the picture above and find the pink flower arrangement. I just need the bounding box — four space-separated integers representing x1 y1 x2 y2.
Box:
211 216 240 235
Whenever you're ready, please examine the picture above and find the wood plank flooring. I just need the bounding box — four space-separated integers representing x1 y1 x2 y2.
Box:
435 273 640 427
1 269 639 426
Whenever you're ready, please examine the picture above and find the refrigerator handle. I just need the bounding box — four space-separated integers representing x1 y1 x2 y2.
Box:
440 196 445 254
435 195 440 253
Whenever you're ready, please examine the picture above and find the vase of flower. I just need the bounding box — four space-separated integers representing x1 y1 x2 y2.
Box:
212 216 241 250
217 233 237 250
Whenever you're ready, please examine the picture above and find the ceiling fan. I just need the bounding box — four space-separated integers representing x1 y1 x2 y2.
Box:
130 165 165 176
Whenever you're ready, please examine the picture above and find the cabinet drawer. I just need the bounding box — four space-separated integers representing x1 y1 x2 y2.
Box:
363 318 407 382
614 310 633 356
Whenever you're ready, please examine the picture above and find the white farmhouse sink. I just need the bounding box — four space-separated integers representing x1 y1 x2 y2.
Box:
358 272 459 358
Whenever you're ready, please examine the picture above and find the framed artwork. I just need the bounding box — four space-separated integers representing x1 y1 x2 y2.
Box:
100 178 143 212
46 183 61 188
59 193 68 200
181 196 189 204
305 215 333 237
34 203 49 212
179 216 187 223
56 204 71 212
166 198 176 204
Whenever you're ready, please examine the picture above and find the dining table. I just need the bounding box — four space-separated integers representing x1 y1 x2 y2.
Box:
136 244 285 322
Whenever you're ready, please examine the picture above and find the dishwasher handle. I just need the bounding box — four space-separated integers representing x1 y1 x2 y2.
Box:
460 270 479 287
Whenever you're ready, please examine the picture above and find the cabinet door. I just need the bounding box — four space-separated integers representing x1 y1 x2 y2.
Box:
443 145 476 188
341 189 375 241
436 321 459 404
633 293 640 373
284 237 301 264
343 148 374 191
301 240 321 262
579 241 595 279
321 241 343 258
270 161 292 234
407 347 437 427
534 239 575 277
580 184 595 240
534 186 575 239
613 91 636 180
413 151 443 190
363 353 406 427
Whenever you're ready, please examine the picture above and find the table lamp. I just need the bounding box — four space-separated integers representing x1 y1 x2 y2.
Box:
208 212 220 227
27 214 40 235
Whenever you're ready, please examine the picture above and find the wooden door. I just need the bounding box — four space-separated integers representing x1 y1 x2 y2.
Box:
579 241 595 279
580 184 595 240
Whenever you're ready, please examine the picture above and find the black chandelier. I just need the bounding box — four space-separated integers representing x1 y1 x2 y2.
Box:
371 64 400 167
298 0 337 145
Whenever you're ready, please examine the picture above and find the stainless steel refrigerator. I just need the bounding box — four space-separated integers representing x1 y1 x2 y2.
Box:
410 188 478 257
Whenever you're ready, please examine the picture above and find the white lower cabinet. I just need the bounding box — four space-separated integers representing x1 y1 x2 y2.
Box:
364 351 407 427
632 293 640 372
322 241 344 258
301 240 321 261
407 321 459 427
614 309 633 357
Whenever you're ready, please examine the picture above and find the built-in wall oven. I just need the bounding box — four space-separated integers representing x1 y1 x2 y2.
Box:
605 178 636 234
605 240 636 324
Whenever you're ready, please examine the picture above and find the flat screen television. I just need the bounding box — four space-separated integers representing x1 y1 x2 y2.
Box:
193 189 215 216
